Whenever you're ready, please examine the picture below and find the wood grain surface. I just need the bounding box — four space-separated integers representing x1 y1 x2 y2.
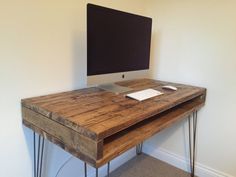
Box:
21 79 206 167
97 96 204 167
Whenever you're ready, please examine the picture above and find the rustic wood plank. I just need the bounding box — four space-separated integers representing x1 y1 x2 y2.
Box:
96 96 204 167
23 94 205 168
21 79 206 141
85 87 205 140
22 106 103 160
23 120 99 166
21 87 104 117
21 79 206 167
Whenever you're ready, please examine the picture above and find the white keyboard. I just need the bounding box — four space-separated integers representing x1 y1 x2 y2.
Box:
126 89 163 101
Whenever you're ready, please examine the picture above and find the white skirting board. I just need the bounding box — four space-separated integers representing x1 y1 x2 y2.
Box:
143 144 234 177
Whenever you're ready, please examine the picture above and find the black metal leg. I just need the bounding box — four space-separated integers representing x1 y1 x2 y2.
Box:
84 163 111 177
33 132 36 177
107 162 110 177
39 136 45 177
36 136 41 177
84 163 87 177
96 168 98 177
188 111 198 177
136 142 143 155
33 132 45 177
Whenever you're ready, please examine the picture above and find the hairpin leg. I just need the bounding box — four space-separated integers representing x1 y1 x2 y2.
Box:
188 111 198 177
107 162 110 177
84 162 108 177
96 168 98 177
84 163 87 177
33 132 36 177
39 137 44 177
33 132 45 177
136 142 143 155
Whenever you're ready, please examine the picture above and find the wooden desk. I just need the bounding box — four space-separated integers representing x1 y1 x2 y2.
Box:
22 79 206 177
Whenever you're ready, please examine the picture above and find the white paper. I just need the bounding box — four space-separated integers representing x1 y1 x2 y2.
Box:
126 89 163 101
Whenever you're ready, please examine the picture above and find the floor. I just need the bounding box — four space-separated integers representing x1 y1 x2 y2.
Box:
110 153 193 177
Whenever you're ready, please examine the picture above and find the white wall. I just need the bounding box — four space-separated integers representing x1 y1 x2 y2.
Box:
145 1 236 176
0 1 149 177
2 1 235 177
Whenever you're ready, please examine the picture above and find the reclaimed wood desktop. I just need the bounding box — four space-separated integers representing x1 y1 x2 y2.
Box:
21 79 206 177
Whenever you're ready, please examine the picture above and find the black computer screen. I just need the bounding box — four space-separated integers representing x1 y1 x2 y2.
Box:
87 4 152 76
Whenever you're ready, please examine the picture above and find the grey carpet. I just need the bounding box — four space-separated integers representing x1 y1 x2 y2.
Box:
110 153 194 177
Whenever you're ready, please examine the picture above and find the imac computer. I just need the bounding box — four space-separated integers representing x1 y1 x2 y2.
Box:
87 4 152 93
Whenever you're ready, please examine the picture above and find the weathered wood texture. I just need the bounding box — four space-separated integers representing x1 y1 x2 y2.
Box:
23 120 100 166
97 96 204 167
22 107 103 160
21 79 206 167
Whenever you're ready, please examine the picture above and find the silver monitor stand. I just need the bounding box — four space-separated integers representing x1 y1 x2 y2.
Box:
98 83 133 94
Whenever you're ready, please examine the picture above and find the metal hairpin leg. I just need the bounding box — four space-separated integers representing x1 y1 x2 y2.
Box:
96 168 98 177
188 111 198 177
84 163 87 177
33 132 45 177
136 142 143 155
107 162 110 177
84 162 110 177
